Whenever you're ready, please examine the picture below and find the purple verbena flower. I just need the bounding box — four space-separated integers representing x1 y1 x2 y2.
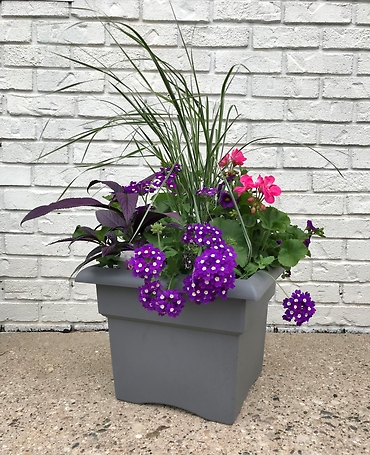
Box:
138 280 162 312
282 289 316 326
183 246 237 304
127 244 166 280
161 289 185 318
181 223 224 248
197 187 217 197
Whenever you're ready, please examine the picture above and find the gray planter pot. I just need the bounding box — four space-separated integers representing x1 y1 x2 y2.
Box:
76 266 280 424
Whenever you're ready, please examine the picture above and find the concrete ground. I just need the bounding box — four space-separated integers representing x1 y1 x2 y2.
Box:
0 332 369 455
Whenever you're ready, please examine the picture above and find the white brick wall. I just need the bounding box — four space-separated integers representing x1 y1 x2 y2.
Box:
1 0 370 332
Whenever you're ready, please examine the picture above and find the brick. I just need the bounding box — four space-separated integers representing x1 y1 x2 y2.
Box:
252 76 319 98
41 118 108 140
0 20 31 43
4 45 70 67
40 258 83 278
215 50 282 74
346 194 370 214
36 69 104 93
4 279 70 301
239 147 279 168
347 240 370 260
278 194 344 215
309 239 344 261
286 100 353 122
0 118 36 139
283 147 349 169
181 25 249 47
284 2 352 24
7 94 75 117
214 0 281 22
356 101 370 122
77 95 127 118
109 24 178 47
323 77 370 99
352 149 370 169
72 282 98 301
143 0 210 21
37 212 96 235
2 323 73 332
0 165 31 186
0 211 34 233
312 261 370 283
72 47 141 71
0 258 38 278
320 124 370 146
32 165 98 188
142 48 211 72
3 188 76 210
356 3 370 25
301 305 370 327
265 169 311 191
2 1 69 17
314 217 370 239
323 28 370 49
357 53 370 74
72 0 139 19
72 143 140 166
36 22 104 45
313 170 370 192
5 234 70 256
224 99 284 120
40 302 105 323
1 141 68 164
343 286 370 306
0 69 33 90
286 51 353 74
275 282 340 304
250 122 317 145
253 26 320 49
0 303 39 322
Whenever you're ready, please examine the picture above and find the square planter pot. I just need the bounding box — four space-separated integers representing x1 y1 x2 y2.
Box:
76 266 280 424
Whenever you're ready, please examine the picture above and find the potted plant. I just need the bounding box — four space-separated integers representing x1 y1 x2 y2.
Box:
21 22 327 424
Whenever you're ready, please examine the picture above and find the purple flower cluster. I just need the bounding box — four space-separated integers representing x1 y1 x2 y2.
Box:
181 223 223 247
129 222 238 316
127 244 166 280
181 222 237 304
282 289 316 326
183 245 237 304
139 280 185 317
197 187 217 196
128 244 185 317
123 164 181 195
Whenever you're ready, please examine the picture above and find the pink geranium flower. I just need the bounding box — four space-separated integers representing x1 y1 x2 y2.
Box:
234 174 256 196
257 175 282 204
230 148 247 166
218 153 230 167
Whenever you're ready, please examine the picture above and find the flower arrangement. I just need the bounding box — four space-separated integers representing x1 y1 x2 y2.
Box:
21 22 327 326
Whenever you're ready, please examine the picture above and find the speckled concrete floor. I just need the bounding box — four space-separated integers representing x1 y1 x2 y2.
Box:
0 332 369 455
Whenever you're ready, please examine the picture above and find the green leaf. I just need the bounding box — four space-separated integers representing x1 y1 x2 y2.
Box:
259 207 290 232
278 239 308 268
210 218 249 267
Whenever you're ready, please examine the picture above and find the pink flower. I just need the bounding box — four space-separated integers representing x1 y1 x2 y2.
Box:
234 174 256 196
230 148 247 166
218 153 230 167
258 175 281 204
